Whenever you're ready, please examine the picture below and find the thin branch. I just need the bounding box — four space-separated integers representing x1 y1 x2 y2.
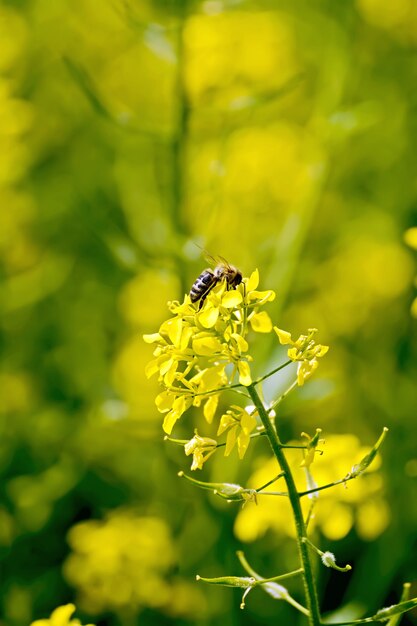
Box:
255 359 293 385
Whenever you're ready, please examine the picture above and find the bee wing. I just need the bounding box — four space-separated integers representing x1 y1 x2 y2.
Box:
203 250 231 269
192 242 232 269
215 254 231 268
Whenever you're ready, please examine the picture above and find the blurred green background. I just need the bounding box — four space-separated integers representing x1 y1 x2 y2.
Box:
1 0 417 624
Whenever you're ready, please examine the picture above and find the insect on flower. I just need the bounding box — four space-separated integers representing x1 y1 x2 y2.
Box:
190 253 243 308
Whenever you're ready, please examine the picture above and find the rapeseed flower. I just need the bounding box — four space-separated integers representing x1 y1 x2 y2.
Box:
145 268 328 468
64 510 176 614
274 327 328 385
144 269 274 435
217 405 258 459
184 431 218 470
300 429 324 468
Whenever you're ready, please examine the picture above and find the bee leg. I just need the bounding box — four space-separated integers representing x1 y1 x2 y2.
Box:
198 296 206 310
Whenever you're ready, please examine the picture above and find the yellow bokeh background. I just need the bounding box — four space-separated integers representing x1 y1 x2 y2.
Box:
1 1 417 625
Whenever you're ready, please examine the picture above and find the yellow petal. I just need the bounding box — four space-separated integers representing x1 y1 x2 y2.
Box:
51 604 76 626
287 347 298 361
155 391 175 413
237 431 251 459
297 362 307 386
163 410 180 434
167 318 183 347
145 358 160 379
160 357 174 376
189 369 205 385
248 289 275 304
197 364 227 390
217 412 235 435
317 345 329 357
191 450 204 471
204 394 219 423
297 359 318 386
163 360 178 386
300 448 315 468
231 333 249 353
249 311 272 333
143 333 162 344
179 326 193 350
221 290 243 308
274 327 293 345
192 336 223 356
172 395 188 414
411 297 417 318
198 306 219 328
237 361 252 386
240 410 257 434
225 426 237 456
246 268 259 292
184 437 198 455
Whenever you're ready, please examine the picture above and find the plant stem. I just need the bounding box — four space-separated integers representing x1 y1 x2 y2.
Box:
269 379 298 412
247 383 321 626
298 476 353 497
255 359 293 384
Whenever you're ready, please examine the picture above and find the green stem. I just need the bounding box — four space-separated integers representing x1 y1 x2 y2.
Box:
256 472 285 492
255 359 293 384
298 476 352 498
267 379 298 416
247 383 321 626
254 569 304 584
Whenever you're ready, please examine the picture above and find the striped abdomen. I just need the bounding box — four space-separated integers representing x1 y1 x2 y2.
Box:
189 269 217 303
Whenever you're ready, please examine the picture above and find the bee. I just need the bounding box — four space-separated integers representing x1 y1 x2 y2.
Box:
190 254 243 307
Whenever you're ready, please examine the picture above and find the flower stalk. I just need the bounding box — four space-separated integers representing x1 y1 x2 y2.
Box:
143 266 416 624
247 382 321 626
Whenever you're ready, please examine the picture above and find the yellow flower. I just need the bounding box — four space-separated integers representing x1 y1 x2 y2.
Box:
184 431 218 470
300 429 324 468
144 269 275 435
237 360 252 386
274 326 329 386
248 310 273 333
217 405 258 459
30 604 95 626
64 511 176 613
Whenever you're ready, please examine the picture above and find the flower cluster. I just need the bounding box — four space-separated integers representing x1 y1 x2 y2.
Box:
145 268 329 471
144 269 274 435
64 510 176 614
274 327 329 385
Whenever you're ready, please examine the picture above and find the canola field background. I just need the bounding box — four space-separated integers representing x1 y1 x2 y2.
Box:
1 0 417 625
